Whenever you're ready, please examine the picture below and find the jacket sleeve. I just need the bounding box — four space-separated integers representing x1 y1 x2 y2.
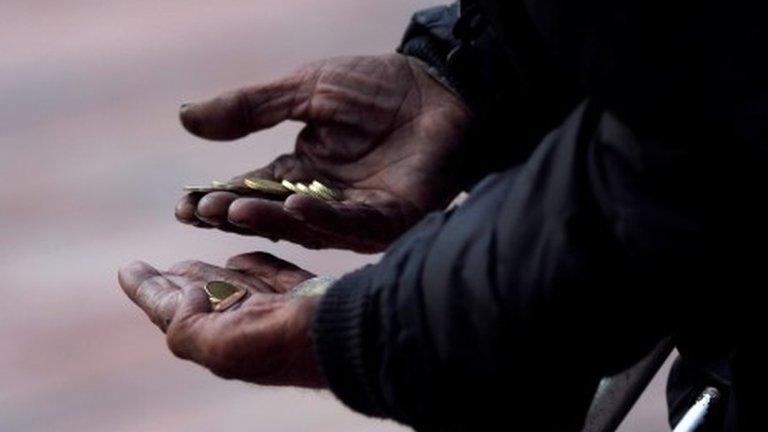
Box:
397 3 583 186
312 99 704 431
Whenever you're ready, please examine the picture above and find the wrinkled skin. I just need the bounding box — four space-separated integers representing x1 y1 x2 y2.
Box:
175 54 472 253
118 252 324 388
122 54 473 387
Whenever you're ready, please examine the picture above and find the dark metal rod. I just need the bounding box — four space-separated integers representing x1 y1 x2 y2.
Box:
672 387 722 432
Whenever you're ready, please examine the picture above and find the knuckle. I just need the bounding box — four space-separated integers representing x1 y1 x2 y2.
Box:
151 291 181 327
232 90 255 131
135 275 165 302
224 254 249 269
275 270 307 291
169 260 206 277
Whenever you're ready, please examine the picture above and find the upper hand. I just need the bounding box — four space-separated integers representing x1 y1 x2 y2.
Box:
175 54 471 253
118 252 324 388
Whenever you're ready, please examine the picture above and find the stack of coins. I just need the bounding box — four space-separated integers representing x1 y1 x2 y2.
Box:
184 177 341 202
279 180 341 201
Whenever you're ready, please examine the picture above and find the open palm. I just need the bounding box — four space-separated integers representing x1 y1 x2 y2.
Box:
175 54 471 252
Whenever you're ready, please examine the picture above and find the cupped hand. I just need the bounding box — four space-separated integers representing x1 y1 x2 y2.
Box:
175 54 471 253
118 252 324 388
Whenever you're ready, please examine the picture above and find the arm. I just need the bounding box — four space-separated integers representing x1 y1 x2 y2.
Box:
313 99 695 430
398 2 583 185
117 92 740 427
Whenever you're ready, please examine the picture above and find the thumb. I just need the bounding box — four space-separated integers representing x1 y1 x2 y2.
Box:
169 283 212 332
179 70 312 141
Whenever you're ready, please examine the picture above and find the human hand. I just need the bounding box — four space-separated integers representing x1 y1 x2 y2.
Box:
175 54 471 253
118 252 324 388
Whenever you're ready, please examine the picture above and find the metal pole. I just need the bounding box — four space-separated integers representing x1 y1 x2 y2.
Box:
672 387 722 432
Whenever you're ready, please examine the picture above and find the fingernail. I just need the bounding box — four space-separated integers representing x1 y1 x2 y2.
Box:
283 195 307 220
284 206 305 221
227 211 249 228
179 103 201 135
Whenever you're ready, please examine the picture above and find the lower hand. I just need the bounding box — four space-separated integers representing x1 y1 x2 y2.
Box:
118 252 324 388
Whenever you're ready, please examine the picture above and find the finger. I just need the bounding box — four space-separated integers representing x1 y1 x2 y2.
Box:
179 70 310 141
195 192 269 236
167 260 274 294
176 192 260 236
282 194 398 252
176 193 213 228
172 283 212 325
227 197 335 249
177 156 308 234
165 283 215 361
226 251 314 293
118 261 183 331
195 191 240 226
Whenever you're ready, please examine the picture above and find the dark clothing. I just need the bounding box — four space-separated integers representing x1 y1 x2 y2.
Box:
313 2 767 431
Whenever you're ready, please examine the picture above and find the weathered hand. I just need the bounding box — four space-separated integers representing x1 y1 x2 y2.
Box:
175 54 471 252
118 252 324 388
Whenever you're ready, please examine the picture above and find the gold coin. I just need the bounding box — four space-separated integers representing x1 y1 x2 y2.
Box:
204 281 239 301
244 178 291 196
308 182 335 201
184 182 238 193
184 185 217 193
204 281 247 312
294 182 327 201
294 182 311 194
214 290 247 312
213 181 256 194
310 180 341 200
307 188 330 201
185 181 273 197
281 180 299 193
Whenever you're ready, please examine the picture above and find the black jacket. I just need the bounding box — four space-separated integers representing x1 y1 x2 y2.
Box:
313 2 767 431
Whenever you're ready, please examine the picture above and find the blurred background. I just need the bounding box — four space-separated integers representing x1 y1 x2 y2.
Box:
0 1 673 431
